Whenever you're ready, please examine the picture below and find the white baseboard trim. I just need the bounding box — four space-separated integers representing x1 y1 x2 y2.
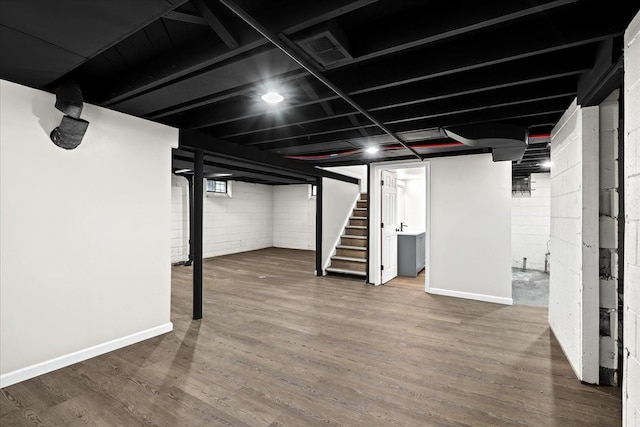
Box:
427 287 513 305
0 322 173 388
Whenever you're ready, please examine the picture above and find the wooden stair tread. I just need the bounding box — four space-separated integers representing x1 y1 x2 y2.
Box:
342 235 367 239
346 225 366 229
337 245 366 250
350 216 367 220
331 256 366 263
326 267 366 277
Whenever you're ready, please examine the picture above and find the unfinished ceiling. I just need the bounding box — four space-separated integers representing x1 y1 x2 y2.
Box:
1 0 638 183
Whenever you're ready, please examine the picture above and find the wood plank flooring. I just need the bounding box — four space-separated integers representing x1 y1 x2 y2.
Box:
1 248 621 426
385 270 426 291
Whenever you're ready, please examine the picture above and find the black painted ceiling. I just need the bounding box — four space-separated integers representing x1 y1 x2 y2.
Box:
1 0 637 184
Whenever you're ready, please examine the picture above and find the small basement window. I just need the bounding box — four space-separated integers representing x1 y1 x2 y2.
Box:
206 179 227 194
512 176 531 196
311 185 317 197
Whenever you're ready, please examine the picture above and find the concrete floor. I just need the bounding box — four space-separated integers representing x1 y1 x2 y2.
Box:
512 267 549 307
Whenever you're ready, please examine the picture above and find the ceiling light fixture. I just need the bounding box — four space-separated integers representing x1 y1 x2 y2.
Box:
365 146 379 154
540 161 552 169
174 168 192 174
261 91 284 104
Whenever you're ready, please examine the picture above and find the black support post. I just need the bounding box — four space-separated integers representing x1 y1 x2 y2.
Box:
184 174 194 266
193 150 204 320
315 177 323 276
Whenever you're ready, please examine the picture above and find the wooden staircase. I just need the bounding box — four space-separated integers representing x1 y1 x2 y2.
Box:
326 193 368 277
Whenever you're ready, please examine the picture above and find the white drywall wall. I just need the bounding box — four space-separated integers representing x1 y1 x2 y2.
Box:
623 11 640 426
429 153 512 304
404 176 426 231
511 173 551 270
171 175 190 263
203 181 273 257
323 165 367 192
0 80 176 386
273 184 316 250
322 178 360 270
548 98 599 384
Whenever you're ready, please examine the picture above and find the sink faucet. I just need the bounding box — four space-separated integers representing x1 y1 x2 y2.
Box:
400 222 407 231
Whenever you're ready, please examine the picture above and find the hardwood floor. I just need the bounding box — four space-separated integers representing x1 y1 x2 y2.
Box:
1 248 621 426
385 269 426 291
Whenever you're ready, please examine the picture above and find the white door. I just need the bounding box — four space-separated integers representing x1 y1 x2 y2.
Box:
381 170 398 284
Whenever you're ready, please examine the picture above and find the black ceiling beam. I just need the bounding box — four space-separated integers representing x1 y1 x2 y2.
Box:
259 99 570 154
180 129 359 185
147 69 309 120
180 42 593 131
219 0 422 160
94 0 378 106
111 45 302 117
163 11 207 25
230 80 576 146
331 0 579 69
326 5 625 96
174 148 315 180
312 147 489 167
220 76 577 143
173 155 309 184
192 0 239 49
578 38 624 107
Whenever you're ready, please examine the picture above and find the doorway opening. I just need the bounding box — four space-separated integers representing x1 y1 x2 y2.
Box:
369 161 429 291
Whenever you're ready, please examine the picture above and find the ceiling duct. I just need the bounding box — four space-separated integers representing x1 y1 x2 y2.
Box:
294 20 352 67
444 124 528 162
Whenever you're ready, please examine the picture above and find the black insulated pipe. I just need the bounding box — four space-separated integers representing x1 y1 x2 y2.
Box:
218 0 422 161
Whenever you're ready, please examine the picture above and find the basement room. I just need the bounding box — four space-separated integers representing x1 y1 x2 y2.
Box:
1 1 640 426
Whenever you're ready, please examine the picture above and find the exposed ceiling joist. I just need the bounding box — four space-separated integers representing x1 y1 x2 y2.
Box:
180 129 359 184
219 0 422 160
192 0 239 49
163 11 207 25
94 0 378 106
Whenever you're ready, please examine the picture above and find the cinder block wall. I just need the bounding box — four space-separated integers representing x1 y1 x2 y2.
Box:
171 180 316 260
273 184 316 250
171 175 190 263
549 99 599 384
202 182 273 257
511 173 551 270
623 11 640 427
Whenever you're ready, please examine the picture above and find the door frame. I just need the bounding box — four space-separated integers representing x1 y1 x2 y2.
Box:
369 160 431 291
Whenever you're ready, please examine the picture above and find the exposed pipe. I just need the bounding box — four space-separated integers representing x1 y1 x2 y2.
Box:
218 0 422 160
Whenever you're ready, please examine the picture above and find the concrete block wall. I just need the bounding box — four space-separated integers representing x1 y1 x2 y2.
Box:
512 173 551 270
171 175 190 263
273 184 316 250
171 179 317 260
598 90 619 384
624 11 640 426
203 181 273 257
549 99 600 384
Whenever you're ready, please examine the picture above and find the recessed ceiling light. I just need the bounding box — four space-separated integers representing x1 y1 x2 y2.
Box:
261 91 284 104
365 146 379 154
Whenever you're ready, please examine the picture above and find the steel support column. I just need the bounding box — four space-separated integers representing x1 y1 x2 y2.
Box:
315 177 323 276
193 150 204 319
